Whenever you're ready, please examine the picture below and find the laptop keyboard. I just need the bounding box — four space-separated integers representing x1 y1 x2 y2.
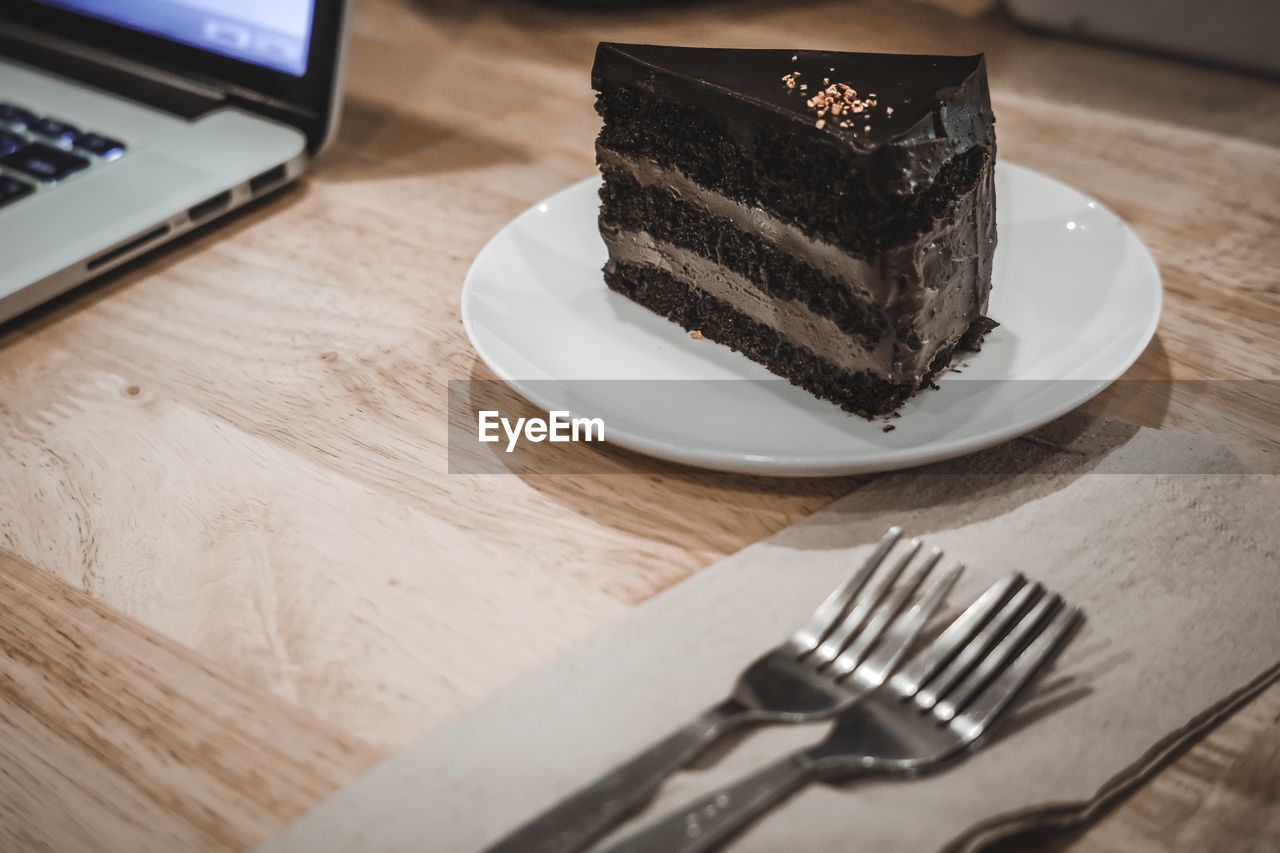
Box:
0 101 127 209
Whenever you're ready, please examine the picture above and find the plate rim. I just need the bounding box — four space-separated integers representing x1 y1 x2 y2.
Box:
461 161 1163 476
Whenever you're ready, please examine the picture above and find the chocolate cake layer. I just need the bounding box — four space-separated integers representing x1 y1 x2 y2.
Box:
599 151 995 387
599 164 887 345
602 229 894 374
604 259 987 416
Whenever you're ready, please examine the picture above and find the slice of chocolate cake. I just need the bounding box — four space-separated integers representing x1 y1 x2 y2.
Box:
591 44 997 416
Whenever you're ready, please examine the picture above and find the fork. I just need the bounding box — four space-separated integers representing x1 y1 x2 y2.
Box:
601 575 1082 853
483 527 963 853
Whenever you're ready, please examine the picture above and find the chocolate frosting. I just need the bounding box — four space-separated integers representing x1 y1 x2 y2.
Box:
592 43 994 195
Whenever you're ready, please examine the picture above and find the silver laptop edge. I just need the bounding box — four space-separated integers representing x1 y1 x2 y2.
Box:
0 1 350 324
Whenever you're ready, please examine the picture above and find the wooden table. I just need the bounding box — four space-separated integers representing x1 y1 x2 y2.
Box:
3 0 1278 849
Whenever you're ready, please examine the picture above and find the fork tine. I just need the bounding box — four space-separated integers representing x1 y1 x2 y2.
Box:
787 526 901 654
809 537 921 666
839 559 964 684
932 592 1060 722
828 547 944 677
950 605 1082 740
910 580 1041 710
888 573 1023 699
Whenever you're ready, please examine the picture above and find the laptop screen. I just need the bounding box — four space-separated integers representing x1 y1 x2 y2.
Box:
28 0 317 77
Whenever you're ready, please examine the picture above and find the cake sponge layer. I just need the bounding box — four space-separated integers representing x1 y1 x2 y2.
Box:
599 165 887 345
598 147 997 388
604 259 991 416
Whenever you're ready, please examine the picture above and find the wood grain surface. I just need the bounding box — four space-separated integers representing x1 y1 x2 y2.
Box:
1 0 1277 850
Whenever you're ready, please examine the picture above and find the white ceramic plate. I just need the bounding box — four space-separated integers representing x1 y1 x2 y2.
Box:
461 163 1161 476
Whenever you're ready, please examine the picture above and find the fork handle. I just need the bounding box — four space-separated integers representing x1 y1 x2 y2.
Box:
483 700 748 853
600 752 815 853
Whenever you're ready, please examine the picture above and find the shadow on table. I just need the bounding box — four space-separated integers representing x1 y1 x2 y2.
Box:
315 95 533 183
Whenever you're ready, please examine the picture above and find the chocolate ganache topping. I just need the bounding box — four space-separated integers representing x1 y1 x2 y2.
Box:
592 44 995 197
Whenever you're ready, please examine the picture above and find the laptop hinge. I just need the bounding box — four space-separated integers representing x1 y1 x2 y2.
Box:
0 22 226 118
0 20 320 142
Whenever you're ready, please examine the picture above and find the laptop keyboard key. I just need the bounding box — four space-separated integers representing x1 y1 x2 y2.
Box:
0 130 27 158
1 142 91 183
0 174 35 208
76 132 127 160
0 103 38 130
30 117 80 146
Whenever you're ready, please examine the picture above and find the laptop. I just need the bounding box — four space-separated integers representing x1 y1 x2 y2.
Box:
0 1 350 324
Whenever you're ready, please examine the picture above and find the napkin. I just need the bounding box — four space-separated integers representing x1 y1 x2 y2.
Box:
260 414 1280 852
